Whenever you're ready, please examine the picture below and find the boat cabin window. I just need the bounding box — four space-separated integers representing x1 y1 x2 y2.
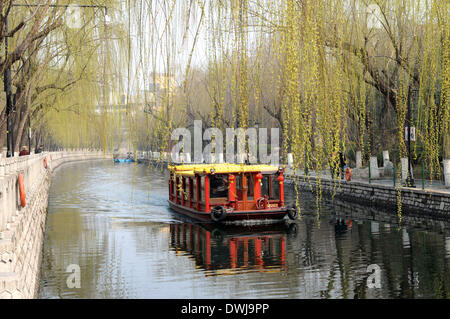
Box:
200 176 205 202
271 175 280 199
235 175 243 200
178 177 185 200
261 174 280 200
246 174 254 200
234 174 253 200
210 174 228 198
191 178 197 202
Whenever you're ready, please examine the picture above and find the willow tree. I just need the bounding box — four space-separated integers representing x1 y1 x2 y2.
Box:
140 0 447 216
0 2 62 150
36 1 125 151
0 1 128 152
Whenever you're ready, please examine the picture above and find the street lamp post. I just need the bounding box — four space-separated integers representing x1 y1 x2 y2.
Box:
405 86 416 188
3 4 108 157
4 17 14 157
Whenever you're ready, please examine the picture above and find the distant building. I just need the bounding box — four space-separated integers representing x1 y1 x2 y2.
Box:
143 73 177 113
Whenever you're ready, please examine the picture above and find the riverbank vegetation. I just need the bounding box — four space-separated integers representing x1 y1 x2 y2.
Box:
0 0 448 178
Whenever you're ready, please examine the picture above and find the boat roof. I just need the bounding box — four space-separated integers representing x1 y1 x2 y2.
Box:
168 163 280 176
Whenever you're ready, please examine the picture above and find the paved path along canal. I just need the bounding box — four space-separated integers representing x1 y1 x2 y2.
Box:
38 160 449 298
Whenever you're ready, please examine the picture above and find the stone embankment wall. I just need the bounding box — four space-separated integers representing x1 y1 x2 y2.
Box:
285 175 450 219
0 151 109 299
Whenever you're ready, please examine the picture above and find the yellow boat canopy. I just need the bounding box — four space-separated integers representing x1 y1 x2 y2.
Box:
169 163 280 176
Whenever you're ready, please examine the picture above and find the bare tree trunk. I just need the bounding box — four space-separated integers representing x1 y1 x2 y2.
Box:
15 106 29 152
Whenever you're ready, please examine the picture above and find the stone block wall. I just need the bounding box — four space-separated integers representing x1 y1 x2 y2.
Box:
0 151 109 299
285 175 450 219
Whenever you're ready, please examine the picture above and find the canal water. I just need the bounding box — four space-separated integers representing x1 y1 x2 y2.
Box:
38 160 449 299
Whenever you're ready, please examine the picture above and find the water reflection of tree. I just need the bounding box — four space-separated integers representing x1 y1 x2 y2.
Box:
40 162 128 298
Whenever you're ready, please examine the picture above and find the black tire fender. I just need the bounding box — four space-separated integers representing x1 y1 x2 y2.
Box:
288 207 298 220
211 206 227 222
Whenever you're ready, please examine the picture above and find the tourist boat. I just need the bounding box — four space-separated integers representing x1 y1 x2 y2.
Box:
168 164 297 222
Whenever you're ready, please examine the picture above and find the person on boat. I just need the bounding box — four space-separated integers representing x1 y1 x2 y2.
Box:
19 146 30 156
330 151 346 179
35 145 44 154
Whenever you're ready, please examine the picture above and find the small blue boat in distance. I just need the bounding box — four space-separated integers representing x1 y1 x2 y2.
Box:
114 158 135 163
113 151 135 163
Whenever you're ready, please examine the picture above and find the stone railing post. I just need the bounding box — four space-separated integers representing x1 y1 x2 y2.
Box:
356 151 362 169
369 157 380 179
383 151 389 167
287 153 294 168
0 158 5 176
401 158 414 181
444 159 450 188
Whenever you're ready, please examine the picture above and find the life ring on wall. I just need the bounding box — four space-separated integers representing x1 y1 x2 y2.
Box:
18 173 26 208
43 157 48 169
345 166 352 182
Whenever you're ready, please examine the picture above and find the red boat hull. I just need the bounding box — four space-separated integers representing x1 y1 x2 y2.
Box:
168 201 288 222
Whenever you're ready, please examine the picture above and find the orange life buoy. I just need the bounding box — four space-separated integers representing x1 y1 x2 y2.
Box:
345 167 352 182
44 157 48 169
18 173 26 208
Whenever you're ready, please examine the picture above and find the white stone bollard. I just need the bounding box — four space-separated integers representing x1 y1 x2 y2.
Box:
401 158 414 181
443 159 450 188
185 153 192 163
218 153 224 163
383 151 390 167
287 153 294 168
237 153 246 164
401 158 408 181
356 151 362 169
369 157 380 179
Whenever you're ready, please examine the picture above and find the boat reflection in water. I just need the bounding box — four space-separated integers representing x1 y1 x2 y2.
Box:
170 222 297 275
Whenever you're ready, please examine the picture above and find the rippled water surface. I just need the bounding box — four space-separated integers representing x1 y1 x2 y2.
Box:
38 160 449 299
